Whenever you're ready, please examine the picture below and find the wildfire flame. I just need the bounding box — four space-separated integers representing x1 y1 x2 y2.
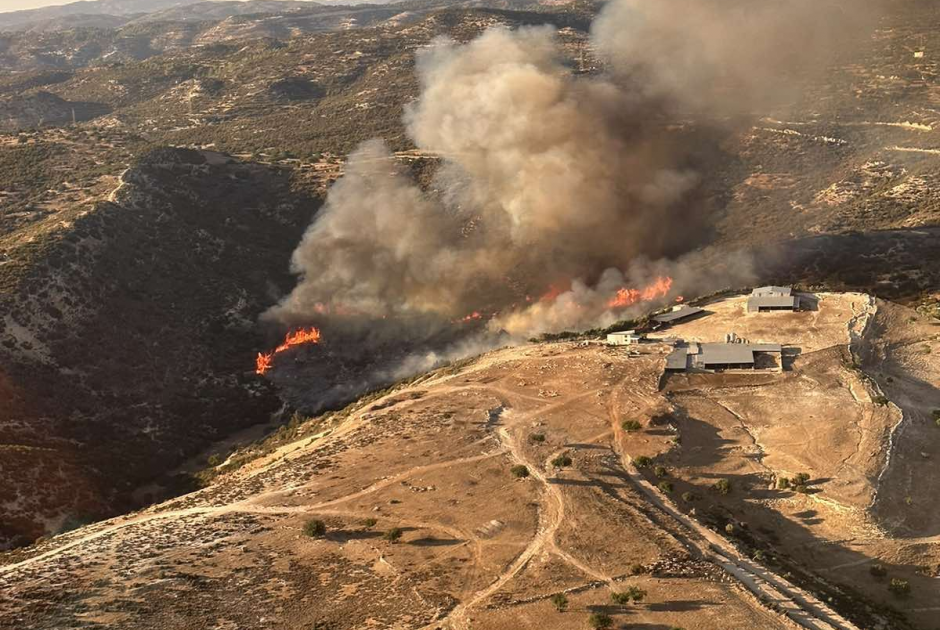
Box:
607 276 674 309
255 327 322 375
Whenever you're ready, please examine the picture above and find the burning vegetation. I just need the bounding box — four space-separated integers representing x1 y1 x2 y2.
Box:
255 327 322 375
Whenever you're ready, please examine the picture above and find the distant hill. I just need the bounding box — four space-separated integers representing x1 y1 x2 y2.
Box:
0 0 204 31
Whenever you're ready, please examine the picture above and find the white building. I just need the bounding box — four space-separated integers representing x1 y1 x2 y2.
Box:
607 330 643 346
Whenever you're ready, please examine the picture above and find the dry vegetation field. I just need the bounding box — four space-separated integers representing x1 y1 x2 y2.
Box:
1 292 936 630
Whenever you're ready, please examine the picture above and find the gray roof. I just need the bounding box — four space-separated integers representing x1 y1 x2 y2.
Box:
748 295 799 310
665 348 689 370
748 343 783 352
653 305 705 324
698 343 756 366
752 286 792 296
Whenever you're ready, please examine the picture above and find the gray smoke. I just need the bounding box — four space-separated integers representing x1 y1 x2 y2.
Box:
266 1 879 339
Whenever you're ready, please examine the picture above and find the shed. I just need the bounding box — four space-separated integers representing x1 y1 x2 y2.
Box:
607 330 643 346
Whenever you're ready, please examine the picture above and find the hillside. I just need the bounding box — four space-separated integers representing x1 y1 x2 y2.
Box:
0 144 321 545
1 292 936 630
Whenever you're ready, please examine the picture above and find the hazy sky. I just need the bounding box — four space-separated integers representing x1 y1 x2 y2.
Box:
1 0 74 12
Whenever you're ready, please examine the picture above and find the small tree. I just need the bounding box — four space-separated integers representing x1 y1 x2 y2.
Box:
383 527 403 543
511 465 530 478
713 479 732 495
552 454 573 468
588 613 613 629
889 578 911 598
622 419 643 432
303 519 326 538
550 593 569 612
793 472 811 485
777 477 791 490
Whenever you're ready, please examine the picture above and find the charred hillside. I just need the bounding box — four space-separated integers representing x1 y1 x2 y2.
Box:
0 147 319 547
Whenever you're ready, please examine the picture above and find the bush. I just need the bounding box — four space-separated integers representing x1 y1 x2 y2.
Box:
628 563 646 576
622 420 643 432
658 481 674 493
362 518 378 528
303 519 326 538
588 613 613 629
681 491 697 502
511 465 530 478
550 593 569 612
777 477 791 490
869 564 887 579
611 586 646 605
889 578 911 598
713 479 732 495
654 466 668 478
634 456 652 468
874 395 889 406
207 453 222 466
932 410 940 426
552 454 573 468
530 433 546 443
383 527 403 543
793 472 811 485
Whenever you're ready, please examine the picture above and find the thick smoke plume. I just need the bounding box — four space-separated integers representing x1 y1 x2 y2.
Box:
266 0 879 341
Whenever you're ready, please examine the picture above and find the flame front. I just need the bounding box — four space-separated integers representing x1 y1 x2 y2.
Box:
255 327 322 375
607 276 674 309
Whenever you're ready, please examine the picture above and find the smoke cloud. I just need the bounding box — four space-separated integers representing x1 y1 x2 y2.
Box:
265 0 879 340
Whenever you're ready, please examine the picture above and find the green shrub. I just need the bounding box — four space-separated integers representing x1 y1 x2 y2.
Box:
869 564 887 579
654 466 668 478
530 433 546 443
552 454 573 468
611 586 646 604
713 479 732 495
681 491 697 502
362 518 378 528
622 420 643 432
889 578 911 598
628 563 646 576
874 395 889 406
207 453 222 466
550 592 569 612
511 465 530 478
777 477 791 490
383 527 403 543
303 519 326 538
658 481 674 493
610 591 632 605
793 472 811 485
634 456 652 467
588 613 613 629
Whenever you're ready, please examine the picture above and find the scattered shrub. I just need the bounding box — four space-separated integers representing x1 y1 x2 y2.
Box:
552 454 573 468
362 518 378 528
510 465 530 478
634 456 652 467
628 563 647 576
725 523 736 535
777 477 791 490
874 395 889 406
654 466 668 478
303 519 326 538
383 528 403 543
889 578 911 598
658 481 674 493
588 613 613 629
530 433 546 443
793 472 811 485
550 593 569 612
207 453 222 467
713 479 732 495
869 564 887 579
681 491 697 502
622 419 642 432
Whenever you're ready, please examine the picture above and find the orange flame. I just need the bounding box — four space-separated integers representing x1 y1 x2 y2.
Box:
255 327 322 375
454 311 484 324
607 276 674 309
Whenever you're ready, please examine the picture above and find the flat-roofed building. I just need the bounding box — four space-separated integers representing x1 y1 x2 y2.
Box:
607 330 643 346
747 286 800 313
665 341 783 373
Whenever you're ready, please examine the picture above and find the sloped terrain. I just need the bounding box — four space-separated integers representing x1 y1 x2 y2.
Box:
0 292 935 630
0 146 319 545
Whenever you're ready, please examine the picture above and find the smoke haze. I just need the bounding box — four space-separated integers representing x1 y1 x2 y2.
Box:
266 0 881 340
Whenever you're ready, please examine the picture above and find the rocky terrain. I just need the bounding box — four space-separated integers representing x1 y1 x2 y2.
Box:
0 291 936 630
0 0 939 608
